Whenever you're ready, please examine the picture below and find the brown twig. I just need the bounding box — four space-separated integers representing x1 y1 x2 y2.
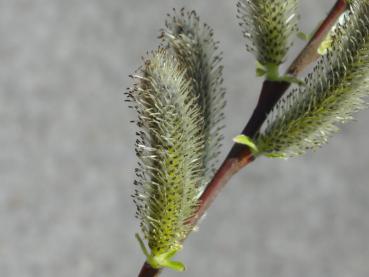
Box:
138 262 161 277
137 0 348 276
190 145 255 226
287 0 348 76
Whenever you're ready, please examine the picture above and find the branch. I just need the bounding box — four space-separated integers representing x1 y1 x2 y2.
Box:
137 0 348 276
190 145 255 225
138 262 162 277
287 0 348 76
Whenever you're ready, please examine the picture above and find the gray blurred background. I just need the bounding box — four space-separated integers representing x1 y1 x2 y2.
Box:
1 0 369 276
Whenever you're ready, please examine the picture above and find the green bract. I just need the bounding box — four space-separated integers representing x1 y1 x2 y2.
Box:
256 0 369 158
135 234 185 271
233 134 259 155
318 10 350 55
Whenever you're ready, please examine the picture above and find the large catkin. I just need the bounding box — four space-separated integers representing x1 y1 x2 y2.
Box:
128 49 204 258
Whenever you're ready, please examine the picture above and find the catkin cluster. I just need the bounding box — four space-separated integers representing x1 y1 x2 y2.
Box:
256 0 369 157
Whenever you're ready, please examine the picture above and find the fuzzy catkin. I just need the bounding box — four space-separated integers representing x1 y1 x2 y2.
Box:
128 49 204 255
256 0 369 158
237 0 299 66
162 9 226 192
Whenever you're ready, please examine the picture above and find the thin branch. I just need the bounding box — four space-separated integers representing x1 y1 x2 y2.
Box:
137 0 348 276
190 146 254 225
138 262 161 277
287 0 348 76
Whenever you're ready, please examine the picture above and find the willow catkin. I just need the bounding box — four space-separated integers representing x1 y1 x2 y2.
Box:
237 0 299 66
127 49 204 261
162 9 226 192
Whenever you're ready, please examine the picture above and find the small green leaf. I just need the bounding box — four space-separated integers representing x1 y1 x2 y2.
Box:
162 260 185 271
135 233 150 257
317 35 333 55
297 20 323 42
256 61 267 76
264 152 288 159
297 31 311 41
257 62 304 85
256 68 267 77
160 248 179 260
279 75 305 86
233 135 259 154
318 11 349 56
135 233 186 271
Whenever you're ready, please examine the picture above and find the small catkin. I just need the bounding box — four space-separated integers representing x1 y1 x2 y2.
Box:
256 0 369 158
237 0 299 66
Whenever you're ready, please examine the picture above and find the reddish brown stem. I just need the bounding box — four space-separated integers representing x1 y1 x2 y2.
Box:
137 1 348 276
190 145 254 225
242 80 290 137
138 262 161 277
288 0 347 76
